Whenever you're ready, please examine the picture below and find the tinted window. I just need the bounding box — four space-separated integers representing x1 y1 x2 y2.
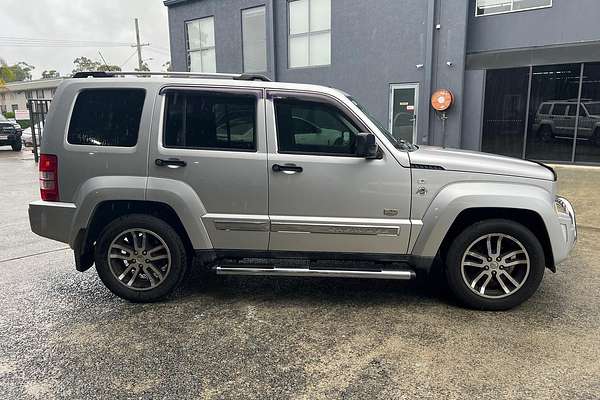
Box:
274 98 361 155
164 91 256 151
539 103 551 114
551 104 568 115
68 89 145 147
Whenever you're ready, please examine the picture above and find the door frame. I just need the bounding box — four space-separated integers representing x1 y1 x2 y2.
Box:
389 83 419 143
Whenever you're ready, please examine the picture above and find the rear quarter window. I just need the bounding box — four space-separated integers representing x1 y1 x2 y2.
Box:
67 89 146 147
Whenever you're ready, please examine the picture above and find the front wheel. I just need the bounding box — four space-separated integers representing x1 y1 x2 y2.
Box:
94 214 188 302
445 219 545 310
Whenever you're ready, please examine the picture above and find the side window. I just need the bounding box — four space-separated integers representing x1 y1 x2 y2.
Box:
551 104 568 116
539 103 551 115
164 91 257 151
274 98 361 155
67 89 145 147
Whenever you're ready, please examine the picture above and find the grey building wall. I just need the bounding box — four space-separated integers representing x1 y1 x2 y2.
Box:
467 0 600 54
461 69 485 151
166 0 470 148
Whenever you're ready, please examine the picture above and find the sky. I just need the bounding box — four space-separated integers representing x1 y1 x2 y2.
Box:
0 0 171 79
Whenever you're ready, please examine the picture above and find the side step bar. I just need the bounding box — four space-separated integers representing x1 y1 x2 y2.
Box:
216 266 415 280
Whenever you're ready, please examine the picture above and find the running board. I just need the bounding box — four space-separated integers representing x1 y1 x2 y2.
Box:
216 266 415 280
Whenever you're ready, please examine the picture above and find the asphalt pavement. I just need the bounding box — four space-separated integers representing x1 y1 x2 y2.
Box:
0 147 598 399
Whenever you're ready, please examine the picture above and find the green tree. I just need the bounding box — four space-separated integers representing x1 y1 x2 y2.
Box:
72 56 121 74
41 70 60 79
135 61 150 72
0 59 34 82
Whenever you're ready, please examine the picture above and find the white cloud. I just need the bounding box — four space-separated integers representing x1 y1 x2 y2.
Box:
0 0 171 78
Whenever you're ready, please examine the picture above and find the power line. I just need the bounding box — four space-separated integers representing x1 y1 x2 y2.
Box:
0 36 132 46
0 36 133 48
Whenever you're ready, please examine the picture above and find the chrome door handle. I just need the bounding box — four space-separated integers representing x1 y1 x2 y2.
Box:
272 163 303 174
155 158 187 168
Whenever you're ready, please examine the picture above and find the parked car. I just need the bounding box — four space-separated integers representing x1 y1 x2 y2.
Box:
29 71 577 310
0 114 23 151
21 127 41 147
532 100 600 144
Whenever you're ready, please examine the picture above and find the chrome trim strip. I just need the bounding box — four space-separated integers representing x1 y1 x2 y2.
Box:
214 221 270 232
216 266 415 280
270 222 400 236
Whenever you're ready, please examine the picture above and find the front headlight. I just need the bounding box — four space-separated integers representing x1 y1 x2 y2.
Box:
554 197 568 215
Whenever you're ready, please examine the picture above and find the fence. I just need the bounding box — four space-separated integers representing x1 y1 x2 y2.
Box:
27 98 52 163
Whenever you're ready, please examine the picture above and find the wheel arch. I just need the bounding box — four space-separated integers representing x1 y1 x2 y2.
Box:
411 181 560 273
74 200 206 272
438 208 554 272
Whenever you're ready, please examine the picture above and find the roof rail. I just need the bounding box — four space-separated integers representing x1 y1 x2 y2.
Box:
71 71 272 82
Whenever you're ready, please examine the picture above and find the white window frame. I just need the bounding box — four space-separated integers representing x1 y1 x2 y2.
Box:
186 16 216 72
288 0 331 68
475 0 552 17
242 5 268 73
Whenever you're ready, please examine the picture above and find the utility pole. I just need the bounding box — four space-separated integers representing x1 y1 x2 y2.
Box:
132 18 150 70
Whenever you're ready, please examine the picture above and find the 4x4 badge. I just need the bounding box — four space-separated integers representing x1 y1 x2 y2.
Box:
383 209 399 216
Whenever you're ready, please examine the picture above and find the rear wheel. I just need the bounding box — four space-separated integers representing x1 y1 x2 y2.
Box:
445 219 545 310
94 214 188 302
11 141 22 151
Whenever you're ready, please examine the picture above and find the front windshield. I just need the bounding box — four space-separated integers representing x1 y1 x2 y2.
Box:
346 95 417 151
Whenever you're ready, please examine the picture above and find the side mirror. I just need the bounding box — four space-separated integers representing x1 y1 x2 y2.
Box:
355 132 380 159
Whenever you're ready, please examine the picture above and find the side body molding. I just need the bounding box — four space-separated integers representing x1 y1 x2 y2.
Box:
146 177 213 249
411 181 562 261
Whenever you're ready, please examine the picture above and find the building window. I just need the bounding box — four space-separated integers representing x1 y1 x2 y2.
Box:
0 105 6 114
476 0 552 16
288 0 331 68
242 6 267 73
482 62 600 164
11 104 18 112
186 16 216 73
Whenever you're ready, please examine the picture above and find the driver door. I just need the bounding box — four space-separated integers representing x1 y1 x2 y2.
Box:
266 91 412 254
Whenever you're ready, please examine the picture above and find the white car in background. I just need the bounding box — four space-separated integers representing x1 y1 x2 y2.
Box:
21 127 40 147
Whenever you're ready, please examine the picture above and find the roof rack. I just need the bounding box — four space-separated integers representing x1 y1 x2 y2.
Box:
71 71 272 82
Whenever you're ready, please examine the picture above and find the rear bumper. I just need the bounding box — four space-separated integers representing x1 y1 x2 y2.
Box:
29 200 77 245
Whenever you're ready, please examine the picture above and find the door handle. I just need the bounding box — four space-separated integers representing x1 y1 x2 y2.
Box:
155 158 187 168
272 163 303 174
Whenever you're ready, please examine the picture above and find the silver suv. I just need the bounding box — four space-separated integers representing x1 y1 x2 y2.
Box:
29 72 577 310
533 100 600 144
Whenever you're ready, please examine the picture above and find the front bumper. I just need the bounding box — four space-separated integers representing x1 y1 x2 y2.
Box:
29 200 77 245
554 196 577 265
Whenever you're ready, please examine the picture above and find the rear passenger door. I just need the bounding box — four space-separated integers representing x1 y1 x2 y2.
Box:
148 87 269 250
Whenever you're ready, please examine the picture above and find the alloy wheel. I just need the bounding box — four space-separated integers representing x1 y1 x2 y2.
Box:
107 228 172 291
460 233 530 299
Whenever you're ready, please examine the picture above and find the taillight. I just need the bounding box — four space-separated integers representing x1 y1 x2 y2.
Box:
39 154 59 201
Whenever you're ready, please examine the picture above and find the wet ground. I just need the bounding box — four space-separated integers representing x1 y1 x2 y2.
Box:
0 147 598 399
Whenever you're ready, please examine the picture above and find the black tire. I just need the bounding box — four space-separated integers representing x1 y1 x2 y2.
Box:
539 126 554 143
11 141 22 151
94 214 188 302
445 219 545 311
